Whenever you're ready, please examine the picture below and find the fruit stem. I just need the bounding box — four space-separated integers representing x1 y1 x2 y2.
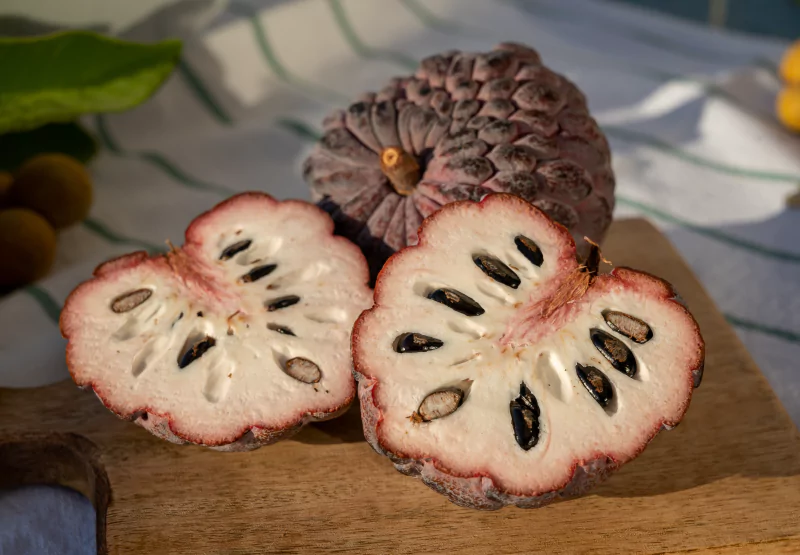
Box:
380 147 420 196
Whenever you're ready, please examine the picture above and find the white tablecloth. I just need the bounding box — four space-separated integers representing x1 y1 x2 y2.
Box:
2 1 798 552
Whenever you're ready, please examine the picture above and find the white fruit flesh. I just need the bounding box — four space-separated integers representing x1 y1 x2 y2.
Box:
354 194 703 500
62 193 372 448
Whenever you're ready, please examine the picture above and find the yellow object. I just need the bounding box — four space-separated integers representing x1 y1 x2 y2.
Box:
777 87 800 132
0 208 57 288
9 153 93 229
380 146 420 196
780 40 800 86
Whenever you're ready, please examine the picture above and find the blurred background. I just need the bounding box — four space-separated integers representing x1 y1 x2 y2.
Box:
614 0 800 39
1 0 799 553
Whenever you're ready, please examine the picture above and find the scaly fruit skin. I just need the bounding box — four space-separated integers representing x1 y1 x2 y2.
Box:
10 153 93 229
61 192 372 451
0 208 57 288
304 43 614 280
777 86 800 132
353 194 703 509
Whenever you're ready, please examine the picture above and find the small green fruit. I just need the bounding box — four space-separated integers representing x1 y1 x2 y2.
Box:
9 153 93 229
0 208 57 288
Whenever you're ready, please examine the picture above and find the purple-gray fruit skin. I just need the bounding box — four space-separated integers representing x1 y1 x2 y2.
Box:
304 42 615 280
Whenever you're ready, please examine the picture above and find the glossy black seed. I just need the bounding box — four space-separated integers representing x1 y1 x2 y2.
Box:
473 254 520 289
394 332 444 353
576 363 613 407
590 328 637 378
267 323 296 336
266 295 301 312
515 235 544 267
178 336 216 369
510 382 540 451
427 288 484 316
110 289 152 313
240 263 277 283
602 310 653 344
219 239 252 260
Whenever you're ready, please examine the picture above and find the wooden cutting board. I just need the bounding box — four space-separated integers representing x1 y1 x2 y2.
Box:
2 218 800 555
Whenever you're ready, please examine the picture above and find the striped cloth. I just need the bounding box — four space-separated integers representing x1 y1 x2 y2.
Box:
1 0 798 552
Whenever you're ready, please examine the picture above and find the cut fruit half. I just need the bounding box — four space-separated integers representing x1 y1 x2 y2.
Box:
61 192 372 451
353 193 704 509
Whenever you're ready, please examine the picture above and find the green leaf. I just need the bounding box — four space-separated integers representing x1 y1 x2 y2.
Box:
0 121 97 172
0 31 182 134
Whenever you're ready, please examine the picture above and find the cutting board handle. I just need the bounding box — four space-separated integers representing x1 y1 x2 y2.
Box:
0 433 109 554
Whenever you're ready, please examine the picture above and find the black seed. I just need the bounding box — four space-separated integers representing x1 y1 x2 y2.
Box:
197 311 203 318
515 235 544 267
473 254 520 289
576 363 613 407
284 357 321 384
267 323 295 336
110 289 152 313
602 310 653 344
427 288 484 316
394 332 444 353
590 328 637 377
266 295 301 312
510 382 540 451
239 263 277 283
219 239 251 260
418 388 464 421
178 336 216 369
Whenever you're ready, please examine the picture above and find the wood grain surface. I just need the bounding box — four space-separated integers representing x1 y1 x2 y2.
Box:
2 218 799 554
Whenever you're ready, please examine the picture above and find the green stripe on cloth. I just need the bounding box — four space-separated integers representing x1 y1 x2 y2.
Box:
322 0 791 187
280 111 800 264
327 0 417 71
277 118 323 142
515 0 769 69
95 115 234 197
138 152 234 197
493 0 780 126
398 0 466 35
25 285 61 325
604 125 800 185
176 59 234 126
244 10 349 103
94 112 122 154
279 110 800 265
726 314 800 345
616 196 800 264
82 217 164 254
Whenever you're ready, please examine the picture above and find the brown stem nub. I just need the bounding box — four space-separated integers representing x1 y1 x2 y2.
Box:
380 147 420 196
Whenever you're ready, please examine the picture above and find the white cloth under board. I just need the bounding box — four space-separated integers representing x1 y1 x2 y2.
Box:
1 1 798 552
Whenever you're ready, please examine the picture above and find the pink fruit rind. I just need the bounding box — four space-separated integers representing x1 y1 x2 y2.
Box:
352 193 705 509
356 373 617 509
61 192 369 451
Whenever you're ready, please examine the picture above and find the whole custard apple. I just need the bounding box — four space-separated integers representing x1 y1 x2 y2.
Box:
61 193 372 450
304 42 614 279
353 194 704 510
